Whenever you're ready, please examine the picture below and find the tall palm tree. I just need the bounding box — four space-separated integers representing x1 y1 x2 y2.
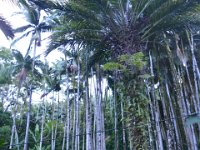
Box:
30 0 200 149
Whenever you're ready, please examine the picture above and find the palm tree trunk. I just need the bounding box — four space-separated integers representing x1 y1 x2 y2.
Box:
91 68 97 150
65 73 71 150
23 84 33 150
149 51 164 150
9 103 16 149
85 50 93 150
187 32 200 111
95 65 102 150
75 59 80 150
51 94 55 150
66 99 72 150
113 73 118 150
158 87 173 150
62 118 67 150
23 38 37 150
72 92 76 150
95 64 106 150
39 97 46 150
164 34 187 149
120 95 127 150
53 93 59 150
165 82 181 150
10 87 20 150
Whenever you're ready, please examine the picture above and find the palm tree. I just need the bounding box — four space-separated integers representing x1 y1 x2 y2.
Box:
29 0 200 149
11 49 44 150
7 1 54 149
10 0 53 57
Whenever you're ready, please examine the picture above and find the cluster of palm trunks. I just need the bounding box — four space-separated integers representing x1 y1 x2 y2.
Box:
0 0 200 150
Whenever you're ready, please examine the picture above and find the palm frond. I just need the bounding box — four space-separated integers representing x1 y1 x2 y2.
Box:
19 0 40 25
0 15 14 39
10 29 34 48
142 0 200 39
14 24 33 33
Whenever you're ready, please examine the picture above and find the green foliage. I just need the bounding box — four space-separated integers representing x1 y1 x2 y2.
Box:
130 52 147 69
0 65 13 85
0 103 12 149
103 62 126 71
119 52 147 70
0 47 13 61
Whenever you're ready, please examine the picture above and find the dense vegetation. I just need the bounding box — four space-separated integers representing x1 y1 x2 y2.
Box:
1 0 200 149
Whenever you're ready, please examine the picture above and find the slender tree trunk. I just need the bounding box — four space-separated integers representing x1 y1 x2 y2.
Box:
95 64 106 150
165 82 181 150
95 65 102 150
96 75 101 150
23 39 37 150
72 91 76 150
23 84 33 150
10 87 20 150
149 51 164 150
85 50 93 150
91 69 97 150
75 59 80 150
9 104 16 149
51 93 55 150
65 73 71 150
39 98 46 150
158 87 173 150
188 32 200 112
62 118 67 150
120 95 127 150
53 93 59 150
113 73 118 150
164 34 187 149
15 126 19 150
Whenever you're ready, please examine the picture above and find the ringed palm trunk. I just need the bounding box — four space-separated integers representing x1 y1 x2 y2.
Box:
120 93 127 150
91 68 97 150
39 97 46 150
62 73 69 150
164 33 187 149
53 92 60 150
23 39 37 150
178 67 198 150
95 64 106 150
23 84 33 150
9 92 20 150
158 87 173 150
113 73 118 150
85 50 93 150
66 75 71 150
72 86 76 150
187 32 200 111
96 71 102 150
149 51 164 150
75 58 80 150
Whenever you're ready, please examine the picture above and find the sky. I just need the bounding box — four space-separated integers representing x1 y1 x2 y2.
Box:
0 1 64 61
